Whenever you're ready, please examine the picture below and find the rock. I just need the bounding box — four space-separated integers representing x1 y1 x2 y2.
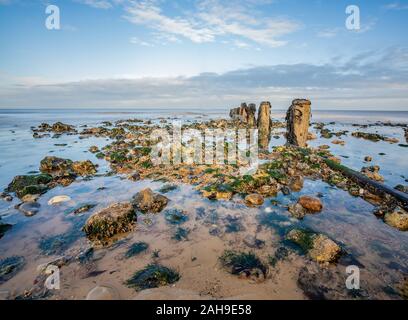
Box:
83 202 137 245
245 194 264 207
286 99 311 147
0 219 12 239
361 165 384 182
86 285 119 300
307 132 317 140
394 185 408 194
257 101 272 149
0 192 13 202
332 139 345 146
286 229 341 263
288 203 307 219
132 188 168 213
17 201 41 217
405 128 408 143
48 195 71 205
364 156 372 162
258 184 278 196
0 256 25 284
384 207 408 231
40 156 74 177
128 172 141 181
89 146 99 153
215 191 233 200
21 194 39 202
72 160 97 176
229 103 256 126
298 196 323 213
6 174 52 199
289 176 304 192
51 122 75 133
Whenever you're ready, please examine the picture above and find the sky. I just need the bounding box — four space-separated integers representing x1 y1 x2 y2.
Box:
0 0 407 110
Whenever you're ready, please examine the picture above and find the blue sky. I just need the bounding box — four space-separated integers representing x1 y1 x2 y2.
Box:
0 0 407 109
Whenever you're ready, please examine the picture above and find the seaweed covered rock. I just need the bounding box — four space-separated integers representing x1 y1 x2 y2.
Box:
83 202 137 245
72 160 97 176
0 256 25 284
384 207 408 231
286 229 341 263
40 156 97 177
132 188 168 213
219 250 267 281
164 209 189 225
6 174 52 199
125 264 180 291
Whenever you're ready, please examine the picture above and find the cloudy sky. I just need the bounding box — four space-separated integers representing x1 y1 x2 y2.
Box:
0 0 407 110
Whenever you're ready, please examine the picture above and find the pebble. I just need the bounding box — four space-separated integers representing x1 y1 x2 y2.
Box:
48 195 71 205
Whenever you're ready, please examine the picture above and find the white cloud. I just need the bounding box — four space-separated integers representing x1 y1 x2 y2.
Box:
76 0 113 9
2 48 407 110
123 0 299 47
130 37 153 46
317 28 340 39
384 2 408 10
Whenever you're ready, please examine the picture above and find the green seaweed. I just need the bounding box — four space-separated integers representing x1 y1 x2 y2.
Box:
125 242 149 258
0 256 25 284
219 250 267 276
158 184 178 194
164 209 188 225
125 264 180 291
172 227 189 241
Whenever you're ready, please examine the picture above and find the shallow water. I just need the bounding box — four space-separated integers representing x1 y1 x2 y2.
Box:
0 109 407 300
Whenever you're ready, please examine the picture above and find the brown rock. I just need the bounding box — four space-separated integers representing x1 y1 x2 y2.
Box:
298 196 323 212
83 202 137 244
72 160 97 176
132 188 169 213
229 103 256 126
384 207 408 231
245 194 264 207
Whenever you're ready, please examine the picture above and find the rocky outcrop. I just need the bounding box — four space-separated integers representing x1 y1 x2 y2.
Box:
132 188 169 213
229 103 256 126
83 202 137 245
286 99 311 147
286 229 341 263
257 101 272 149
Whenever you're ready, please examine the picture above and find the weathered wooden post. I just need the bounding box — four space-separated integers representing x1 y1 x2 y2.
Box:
257 101 272 149
286 99 311 147
229 103 256 127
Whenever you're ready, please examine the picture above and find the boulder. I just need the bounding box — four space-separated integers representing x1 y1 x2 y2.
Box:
132 188 169 213
286 99 311 147
48 195 71 205
361 165 384 182
286 229 341 263
83 202 137 245
40 156 74 177
298 196 323 212
6 174 52 199
17 201 41 217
